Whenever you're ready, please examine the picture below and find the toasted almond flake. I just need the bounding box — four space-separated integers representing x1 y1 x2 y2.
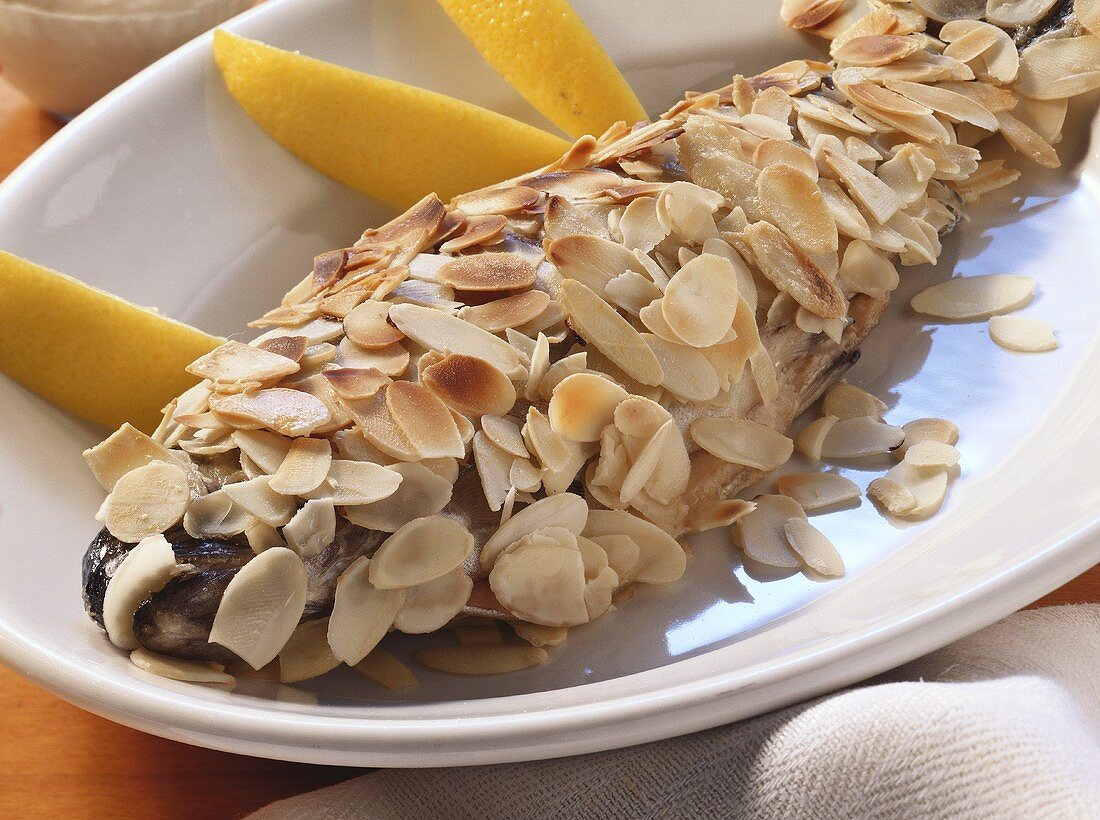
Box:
904 439 961 468
583 509 686 584
323 459 403 505
438 252 536 292
910 0 984 21
187 340 300 392
835 33 925 66
457 291 551 334
559 279 664 386
182 489 253 539
256 333 308 362
757 165 839 256
881 460 950 518
753 140 819 181
821 382 887 420
911 274 1035 320
103 534 178 649
1014 35 1100 100
480 492 589 571
208 547 307 669
472 431 515 512
547 373 629 443
644 423 691 506
414 645 548 675
619 196 670 252
389 303 526 379
543 195 611 241
823 146 903 224
84 423 181 492
266 437 331 495
618 419 675 505
369 515 473 590
481 414 528 458
385 381 465 459
344 462 452 533
641 335 721 403
453 185 541 216
734 494 805 569
604 271 663 317
547 234 643 294
867 476 917 514
335 338 410 379
222 476 296 527
988 315 1059 352
537 351 589 401
820 417 904 458
777 472 861 511
277 618 340 683
211 389 331 438
661 254 741 347
837 240 899 298
328 556 405 665
342 301 404 349
639 298 689 344
784 518 845 577
393 569 473 634
353 647 417 689
129 647 234 685
522 407 587 493
986 0 1059 25
657 181 723 244
251 318 344 346
818 178 873 242
1079 0 1100 33
102 461 190 543
227 431 285 475
690 417 794 471
438 214 507 254
995 111 1060 169
743 221 847 319
420 352 517 417
490 529 589 627
282 498 336 558
342 390 420 462
613 395 673 439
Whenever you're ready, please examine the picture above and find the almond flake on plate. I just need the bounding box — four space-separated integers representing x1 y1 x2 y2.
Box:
231 429 292 473
582 509 686 585
547 234 643 294
742 220 847 319
328 556 405 666
489 528 589 627
777 472 861 511
421 352 517 417
458 290 551 334
911 274 1035 320
208 547 308 670
820 417 905 458
101 461 191 543
413 645 548 675
129 647 234 685
335 338 410 378
757 164 838 255
182 489 253 539
386 381 466 459
895 417 960 459
837 240 899 298
437 252 536 291
904 439 961 467
472 431 515 512
548 372 628 443
369 516 474 590
642 334 721 403
278 618 340 684
690 417 794 471
481 414 529 459
821 381 887 420
352 648 417 690
83 423 181 491
282 499 337 558
393 569 473 634
783 518 845 577
480 493 589 571
103 534 179 649
879 461 950 518
1013 35 1100 100
988 315 1058 352
733 494 805 570
325 459 403 505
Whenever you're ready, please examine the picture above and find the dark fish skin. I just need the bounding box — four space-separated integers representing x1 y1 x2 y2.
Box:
82 521 383 663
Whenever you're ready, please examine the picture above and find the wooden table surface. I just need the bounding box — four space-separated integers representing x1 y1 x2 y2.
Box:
1 75 1098 819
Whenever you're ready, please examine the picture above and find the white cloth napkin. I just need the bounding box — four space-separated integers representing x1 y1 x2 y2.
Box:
250 604 1100 819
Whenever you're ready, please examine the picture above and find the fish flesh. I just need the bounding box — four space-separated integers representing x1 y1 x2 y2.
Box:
82 1 1099 669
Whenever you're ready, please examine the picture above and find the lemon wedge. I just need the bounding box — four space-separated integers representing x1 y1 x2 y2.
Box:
213 30 570 209
435 0 646 138
0 251 221 432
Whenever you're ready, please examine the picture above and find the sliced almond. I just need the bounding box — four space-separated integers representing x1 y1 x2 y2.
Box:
911 274 1035 320
661 254 741 348
251 317 343 347
823 146 903 224
547 234 642 294
837 240 899 298
103 533 178 649
988 315 1058 352
777 472 861 511
657 181 723 244
84 423 184 492
342 389 421 462
353 647 417 689
548 372 629 443
867 476 917 514
393 569 473 634
389 303 526 379
582 509 686 584
821 381 887 420
282 498 336 558
335 338 410 378
268 437 332 495
344 462 452 533
1014 34 1100 100
820 417 904 458
618 419 675 505
129 647 234 685
453 185 541 216
742 221 847 319
278 618 340 683
734 494 805 569
522 407 587 494
187 340 299 392
784 518 845 577
510 458 544 494
211 389 331 438
489 529 589 627
613 395 673 439
481 414 528 459
757 165 838 255
102 461 190 543
438 252 536 291
690 417 794 471
386 381 465 459
604 271 663 317
222 476 296 527
559 279 663 386
472 431 515 512
328 556 405 665
208 547 308 669
480 492 589 571
619 196 670 252
644 423 691 506
421 352 517 417
904 439 961 467
325 460 403 505
231 429 292 474
343 301 404 349
369 516 474 589
458 291 551 334
245 521 285 554
182 489 253 539
896 417 960 459
642 335 721 403
511 622 568 648
588 533 641 582
880 460 949 518
414 645 547 675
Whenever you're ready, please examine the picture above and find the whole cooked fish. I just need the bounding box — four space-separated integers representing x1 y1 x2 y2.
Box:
82 0 1099 676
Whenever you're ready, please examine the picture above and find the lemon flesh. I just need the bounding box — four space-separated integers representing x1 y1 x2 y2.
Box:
0 251 221 432
435 0 647 139
213 30 570 209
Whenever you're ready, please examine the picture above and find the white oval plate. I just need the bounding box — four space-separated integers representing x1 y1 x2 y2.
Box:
1 0 1098 767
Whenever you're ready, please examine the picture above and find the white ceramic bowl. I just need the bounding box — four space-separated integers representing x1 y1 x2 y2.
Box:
0 0 1098 766
0 0 253 116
